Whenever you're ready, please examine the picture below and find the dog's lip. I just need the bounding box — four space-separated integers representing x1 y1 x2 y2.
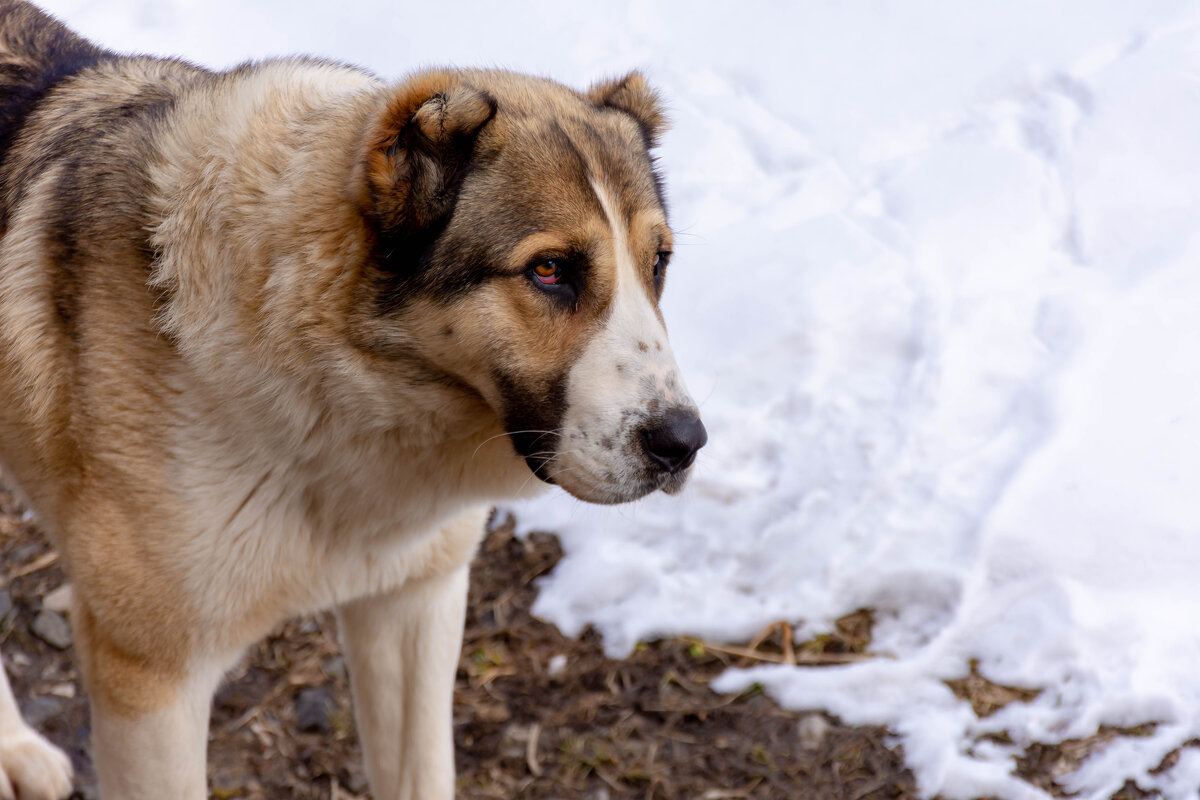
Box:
522 437 695 503
561 480 660 505
658 469 690 496
551 463 676 506
522 453 558 485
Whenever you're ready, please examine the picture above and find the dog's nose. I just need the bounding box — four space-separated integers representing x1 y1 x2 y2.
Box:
640 409 708 474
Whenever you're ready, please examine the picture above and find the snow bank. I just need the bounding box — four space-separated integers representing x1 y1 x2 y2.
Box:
35 1 1200 796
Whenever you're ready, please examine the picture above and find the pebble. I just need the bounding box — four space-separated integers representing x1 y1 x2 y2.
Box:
31 609 72 650
798 713 832 751
547 653 568 678
321 655 347 682
295 687 335 734
20 695 66 728
339 765 369 796
43 583 73 615
10 543 39 564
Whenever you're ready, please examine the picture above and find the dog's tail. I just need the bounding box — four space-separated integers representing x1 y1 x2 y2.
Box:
0 1 106 163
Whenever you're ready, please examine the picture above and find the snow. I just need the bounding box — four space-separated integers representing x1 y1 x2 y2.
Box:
32 1 1200 797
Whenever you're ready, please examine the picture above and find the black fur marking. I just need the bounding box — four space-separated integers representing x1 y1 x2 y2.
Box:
493 367 569 483
33 86 181 340
372 116 605 316
372 93 499 314
0 4 107 178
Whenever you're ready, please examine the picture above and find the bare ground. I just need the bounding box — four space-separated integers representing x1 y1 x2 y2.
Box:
0 482 1187 799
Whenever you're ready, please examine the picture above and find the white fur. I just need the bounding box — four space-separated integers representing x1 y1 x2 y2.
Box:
552 179 698 503
0 663 73 800
91 659 228 800
338 545 475 798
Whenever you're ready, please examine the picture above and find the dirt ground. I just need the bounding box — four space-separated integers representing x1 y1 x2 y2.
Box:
0 481 1183 799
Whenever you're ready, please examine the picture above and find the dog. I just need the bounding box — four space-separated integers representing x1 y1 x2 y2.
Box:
0 2 706 798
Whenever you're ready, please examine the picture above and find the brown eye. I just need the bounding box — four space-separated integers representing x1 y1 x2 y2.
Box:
653 251 670 292
527 257 579 309
532 260 562 285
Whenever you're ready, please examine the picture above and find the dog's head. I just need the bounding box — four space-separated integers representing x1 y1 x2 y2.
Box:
355 69 705 504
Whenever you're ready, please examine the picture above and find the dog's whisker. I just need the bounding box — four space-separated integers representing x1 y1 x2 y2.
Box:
470 429 560 460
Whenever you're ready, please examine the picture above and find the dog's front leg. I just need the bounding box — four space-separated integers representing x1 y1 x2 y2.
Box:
337 565 469 800
77 610 226 800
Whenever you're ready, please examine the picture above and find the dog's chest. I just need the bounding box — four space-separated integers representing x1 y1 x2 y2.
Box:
169 423 527 633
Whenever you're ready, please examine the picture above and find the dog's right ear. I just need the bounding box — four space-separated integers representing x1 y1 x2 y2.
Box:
361 71 496 239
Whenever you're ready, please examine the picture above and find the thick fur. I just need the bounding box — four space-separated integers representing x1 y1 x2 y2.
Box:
0 3 703 798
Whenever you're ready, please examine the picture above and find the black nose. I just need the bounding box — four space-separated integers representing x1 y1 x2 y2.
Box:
640 409 708 475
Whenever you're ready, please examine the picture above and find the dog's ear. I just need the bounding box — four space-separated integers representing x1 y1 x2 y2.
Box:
363 71 496 237
587 71 667 147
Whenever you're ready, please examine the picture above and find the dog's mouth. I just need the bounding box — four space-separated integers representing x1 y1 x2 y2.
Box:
521 452 557 486
509 408 706 505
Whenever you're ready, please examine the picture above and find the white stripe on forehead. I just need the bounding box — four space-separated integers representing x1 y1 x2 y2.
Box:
588 177 664 343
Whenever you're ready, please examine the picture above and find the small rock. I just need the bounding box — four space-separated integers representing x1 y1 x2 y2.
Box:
338 765 369 796
43 583 73 615
295 687 335 734
31 609 72 650
10 543 38 563
547 653 568 678
45 682 75 699
20 695 66 728
798 713 832 751
321 655 347 681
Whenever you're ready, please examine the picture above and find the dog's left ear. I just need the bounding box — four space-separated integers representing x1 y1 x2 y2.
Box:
587 71 667 147
362 71 497 238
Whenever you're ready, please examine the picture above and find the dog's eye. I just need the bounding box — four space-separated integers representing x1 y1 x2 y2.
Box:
653 251 671 293
532 260 562 286
527 259 579 308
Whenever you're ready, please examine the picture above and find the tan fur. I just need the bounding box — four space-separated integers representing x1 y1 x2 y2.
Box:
0 3 703 797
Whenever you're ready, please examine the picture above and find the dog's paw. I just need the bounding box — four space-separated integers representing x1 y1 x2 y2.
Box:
0 727 74 800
